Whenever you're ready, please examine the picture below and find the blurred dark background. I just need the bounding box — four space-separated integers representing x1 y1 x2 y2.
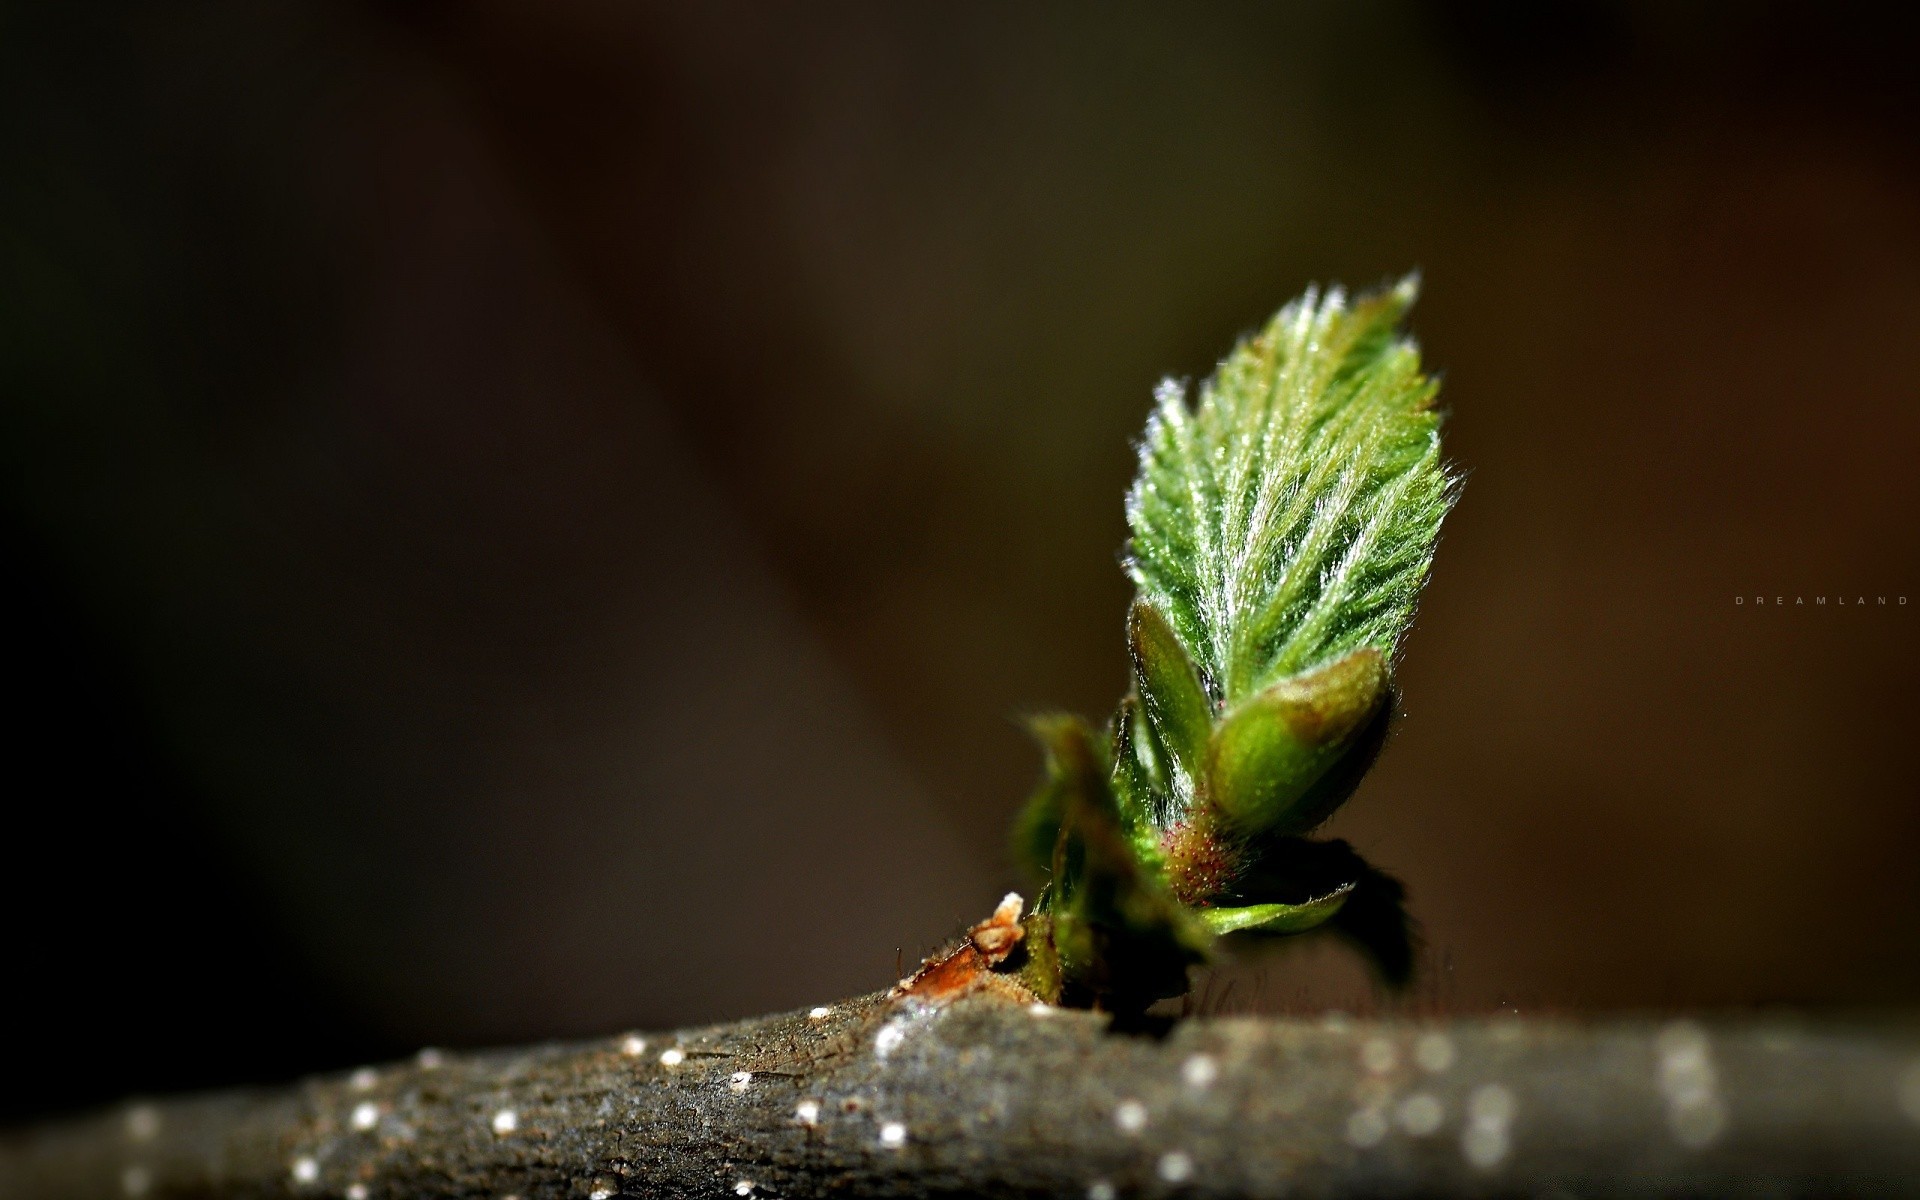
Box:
4 1 1918 1123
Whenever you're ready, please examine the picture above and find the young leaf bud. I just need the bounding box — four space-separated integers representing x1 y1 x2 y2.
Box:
1203 648 1389 835
1126 599 1214 796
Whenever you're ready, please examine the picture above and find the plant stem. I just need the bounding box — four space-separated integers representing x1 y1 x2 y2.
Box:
7 990 1920 1198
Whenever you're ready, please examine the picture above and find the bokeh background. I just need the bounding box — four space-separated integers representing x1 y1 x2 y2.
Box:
4 1 1918 1122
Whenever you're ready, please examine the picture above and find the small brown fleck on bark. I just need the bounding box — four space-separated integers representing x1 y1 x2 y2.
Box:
892 893 1037 1004
968 892 1026 963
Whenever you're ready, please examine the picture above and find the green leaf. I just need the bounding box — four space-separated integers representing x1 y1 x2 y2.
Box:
1125 276 1457 703
1018 713 1208 1010
1011 713 1109 882
1216 837 1415 986
1198 885 1352 936
1108 696 1168 857
1275 688 1394 837
1204 647 1390 835
1126 599 1214 798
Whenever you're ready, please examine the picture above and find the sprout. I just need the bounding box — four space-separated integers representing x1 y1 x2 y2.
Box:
1012 277 1457 1011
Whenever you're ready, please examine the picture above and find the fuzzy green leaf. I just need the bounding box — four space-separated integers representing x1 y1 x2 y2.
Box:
1125 276 1456 703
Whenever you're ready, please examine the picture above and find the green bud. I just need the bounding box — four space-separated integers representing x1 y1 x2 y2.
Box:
1126 599 1214 788
1203 648 1389 835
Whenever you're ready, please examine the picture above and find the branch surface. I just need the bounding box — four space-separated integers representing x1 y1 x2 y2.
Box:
6 990 1919 1198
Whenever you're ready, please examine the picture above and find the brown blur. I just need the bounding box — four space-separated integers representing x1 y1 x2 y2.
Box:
3 2 1918 1119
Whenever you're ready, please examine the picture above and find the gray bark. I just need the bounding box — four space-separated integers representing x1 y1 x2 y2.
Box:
5 990 1920 1198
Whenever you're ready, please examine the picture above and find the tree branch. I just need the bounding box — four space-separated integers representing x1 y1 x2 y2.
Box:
6 990 1919 1198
